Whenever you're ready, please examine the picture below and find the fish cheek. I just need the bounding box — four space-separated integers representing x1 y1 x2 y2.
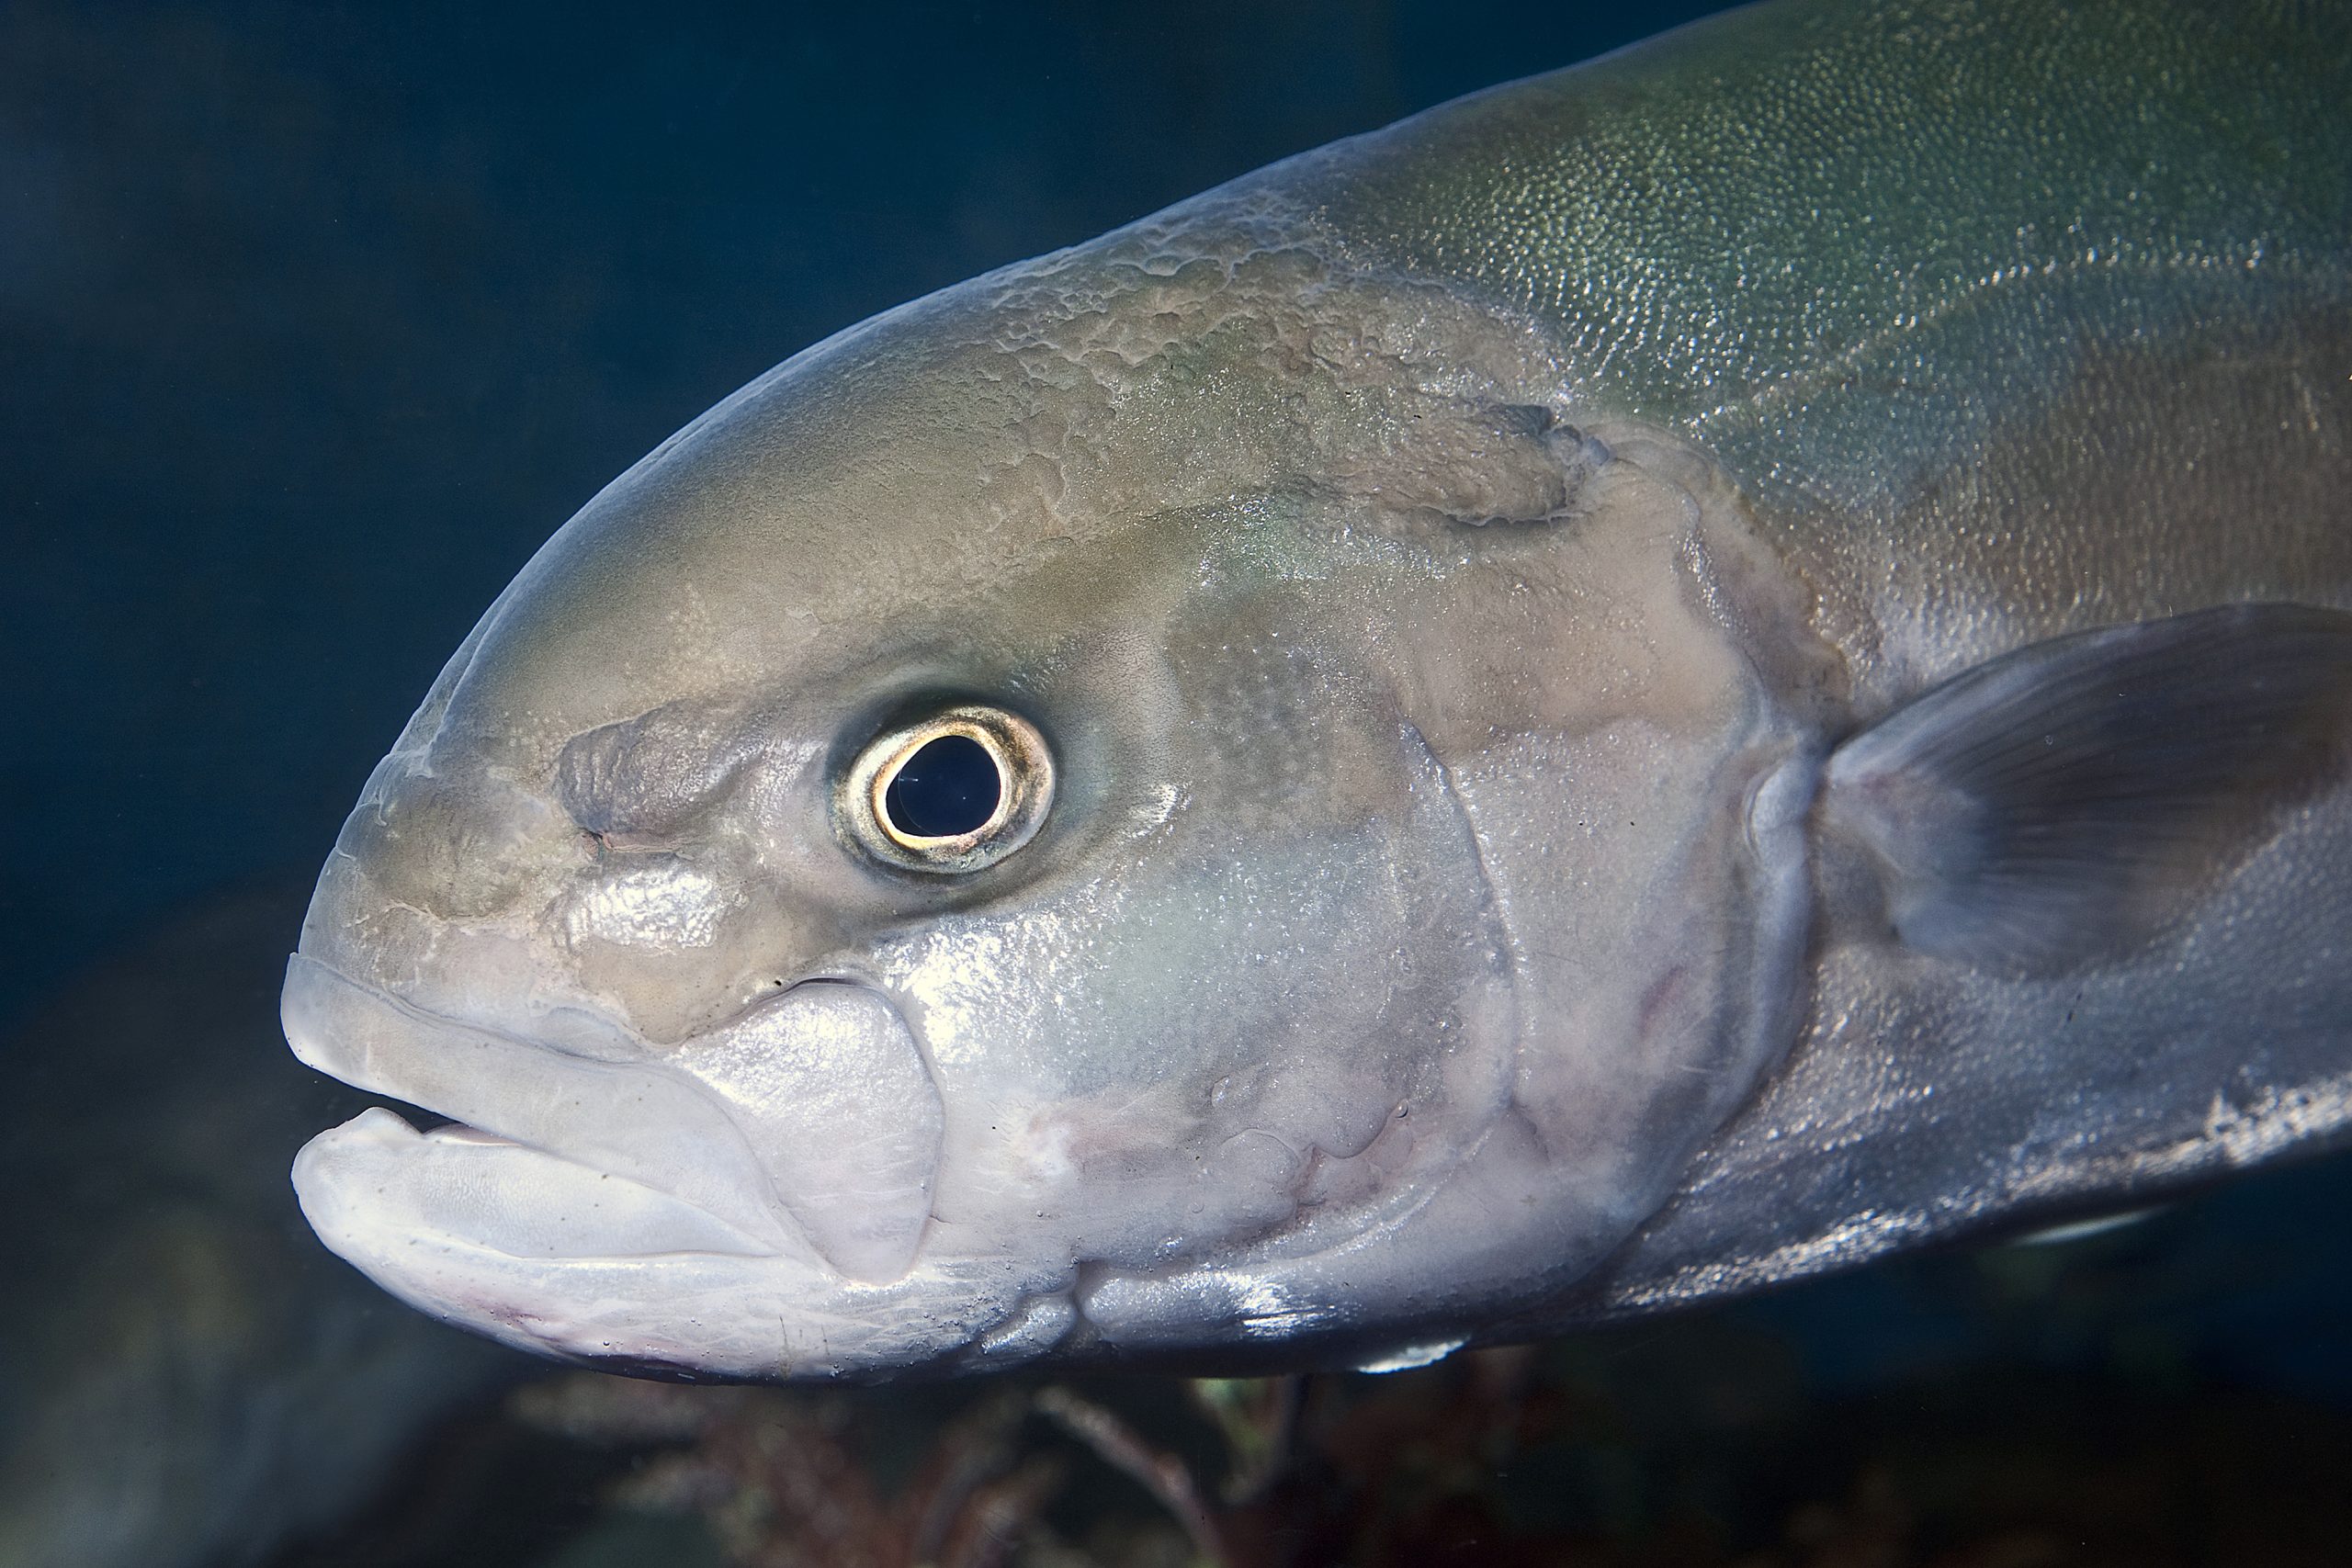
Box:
1172 750 1517 1266
849 566 1515 1272
881 706 1510 1276
1124 592 1520 1229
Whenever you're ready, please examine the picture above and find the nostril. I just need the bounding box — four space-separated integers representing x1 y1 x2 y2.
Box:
555 701 758 840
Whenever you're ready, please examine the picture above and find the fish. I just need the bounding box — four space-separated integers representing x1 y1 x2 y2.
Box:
0 886 522 1568
280 0 2352 1381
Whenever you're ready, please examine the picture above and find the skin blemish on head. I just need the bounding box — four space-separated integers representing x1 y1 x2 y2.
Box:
560 860 736 951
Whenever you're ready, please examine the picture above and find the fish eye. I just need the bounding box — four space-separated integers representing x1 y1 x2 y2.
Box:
838 704 1054 874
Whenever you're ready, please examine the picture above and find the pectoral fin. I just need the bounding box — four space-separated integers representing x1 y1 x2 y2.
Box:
1818 604 2352 972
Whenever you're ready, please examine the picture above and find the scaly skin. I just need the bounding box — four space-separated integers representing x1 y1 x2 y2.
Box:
1303 0 2352 674
1282 0 2352 1331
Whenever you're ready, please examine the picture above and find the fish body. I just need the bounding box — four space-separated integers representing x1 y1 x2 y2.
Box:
284 0 2352 1378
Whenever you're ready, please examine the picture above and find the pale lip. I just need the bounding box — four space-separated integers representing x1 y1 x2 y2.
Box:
280 954 946 1283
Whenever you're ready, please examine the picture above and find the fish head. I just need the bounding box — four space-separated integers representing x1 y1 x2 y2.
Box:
286 200 1808 1377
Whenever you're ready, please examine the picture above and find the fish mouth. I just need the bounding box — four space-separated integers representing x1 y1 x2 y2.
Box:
282 955 946 1287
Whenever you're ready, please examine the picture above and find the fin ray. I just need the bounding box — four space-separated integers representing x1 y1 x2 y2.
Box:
1820 604 2352 971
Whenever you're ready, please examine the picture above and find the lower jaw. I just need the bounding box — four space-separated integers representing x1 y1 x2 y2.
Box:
293 1106 777 1262
290 1108 1081 1381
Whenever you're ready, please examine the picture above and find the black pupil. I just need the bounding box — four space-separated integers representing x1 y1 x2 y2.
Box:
885 734 1002 839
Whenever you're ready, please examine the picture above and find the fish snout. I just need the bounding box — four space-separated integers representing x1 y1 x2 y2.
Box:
328 751 588 928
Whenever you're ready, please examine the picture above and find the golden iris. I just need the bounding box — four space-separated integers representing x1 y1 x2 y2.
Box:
840 704 1054 873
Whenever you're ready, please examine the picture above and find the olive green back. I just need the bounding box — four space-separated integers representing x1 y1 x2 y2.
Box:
1303 0 2352 694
